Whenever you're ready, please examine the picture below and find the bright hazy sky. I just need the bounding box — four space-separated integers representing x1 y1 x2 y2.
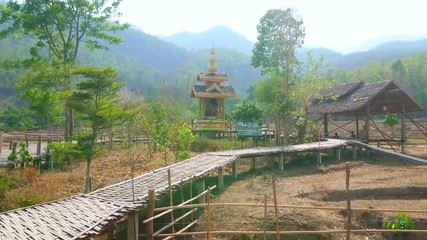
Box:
118 0 427 51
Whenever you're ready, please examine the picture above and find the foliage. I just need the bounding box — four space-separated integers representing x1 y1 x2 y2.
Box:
17 141 34 163
45 141 75 169
386 212 415 238
176 123 195 161
192 137 244 152
0 105 36 132
69 66 126 135
0 0 128 139
17 197 37 208
232 99 264 123
382 114 400 129
252 8 305 145
7 147 17 162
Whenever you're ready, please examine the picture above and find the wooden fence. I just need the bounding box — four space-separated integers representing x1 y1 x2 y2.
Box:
142 163 427 240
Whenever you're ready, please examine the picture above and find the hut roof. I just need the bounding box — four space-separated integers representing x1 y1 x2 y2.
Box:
308 80 423 115
190 85 236 98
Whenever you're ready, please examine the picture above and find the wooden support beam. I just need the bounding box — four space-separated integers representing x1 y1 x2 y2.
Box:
336 148 341 161
232 161 238 179
278 154 284 171
251 156 256 171
36 135 42 155
127 212 139 240
356 115 359 139
218 168 224 191
146 189 155 240
317 152 322 165
401 104 406 153
196 181 206 204
323 114 328 137
364 105 370 142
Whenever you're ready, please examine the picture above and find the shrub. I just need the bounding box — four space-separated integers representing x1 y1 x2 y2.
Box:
386 212 415 238
18 198 38 208
45 142 75 169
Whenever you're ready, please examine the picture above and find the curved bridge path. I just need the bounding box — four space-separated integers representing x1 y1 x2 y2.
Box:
0 139 347 239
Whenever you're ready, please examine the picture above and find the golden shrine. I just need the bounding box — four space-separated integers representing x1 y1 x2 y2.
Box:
190 49 236 131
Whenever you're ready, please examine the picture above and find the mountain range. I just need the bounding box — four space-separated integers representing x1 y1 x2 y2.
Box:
1 24 427 108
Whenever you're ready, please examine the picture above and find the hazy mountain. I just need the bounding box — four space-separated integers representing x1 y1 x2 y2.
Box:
161 25 254 55
299 38 427 70
339 34 427 54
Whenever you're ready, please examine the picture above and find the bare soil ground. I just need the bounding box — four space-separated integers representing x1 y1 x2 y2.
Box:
192 143 427 240
1 136 427 240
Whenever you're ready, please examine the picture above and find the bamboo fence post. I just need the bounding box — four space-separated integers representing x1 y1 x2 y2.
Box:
218 168 224 191
36 135 41 155
146 188 155 240
190 181 194 221
264 194 267 240
207 187 211 240
345 162 351 240
272 174 280 240
167 169 176 236
25 135 28 148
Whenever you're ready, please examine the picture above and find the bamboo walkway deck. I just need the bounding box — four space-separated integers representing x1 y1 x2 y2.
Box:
0 139 358 239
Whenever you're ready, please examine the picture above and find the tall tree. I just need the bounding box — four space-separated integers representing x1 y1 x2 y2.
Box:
0 0 128 140
252 8 305 145
69 66 125 192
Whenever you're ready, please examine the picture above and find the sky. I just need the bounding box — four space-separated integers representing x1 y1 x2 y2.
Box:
118 0 427 52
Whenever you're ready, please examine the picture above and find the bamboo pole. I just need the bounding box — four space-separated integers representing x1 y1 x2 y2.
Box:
345 162 351 240
272 174 280 240
156 229 427 238
153 202 427 214
146 189 155 240
207 187 211 240
168 169 176 236
263 194 267 240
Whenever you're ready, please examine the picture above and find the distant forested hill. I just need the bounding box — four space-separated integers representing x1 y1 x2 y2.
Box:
1 23 427 110
161 25 254 55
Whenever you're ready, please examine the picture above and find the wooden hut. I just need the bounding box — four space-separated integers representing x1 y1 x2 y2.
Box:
307 80 424 152
190 49 236 131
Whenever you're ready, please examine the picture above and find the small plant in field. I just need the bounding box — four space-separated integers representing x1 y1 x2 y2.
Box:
7 148 17 162
18 198 37 208
23 166 37 185
45 142 75 169
18 141 34 163
386 212 415 238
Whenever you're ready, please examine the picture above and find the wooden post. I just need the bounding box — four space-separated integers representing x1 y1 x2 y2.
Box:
232 161 238 179
336 148 341 161
107 223 115 240
278 154 284 171
365 105 370 142
401 104 406 153
345 162 351 240
12 142 17 152
352 146 357 160
146 189 155 240
25 135 29 148
9 139 12 150
196 180 206 204
127 212 139 240
251 156 256 171
218 168 224 191
272 174 280 240
317 151 322 165
355 114 359 139
263 194 268 240
206 187 211 240
167 169 175 235
36 135 42 155
323 113 328 137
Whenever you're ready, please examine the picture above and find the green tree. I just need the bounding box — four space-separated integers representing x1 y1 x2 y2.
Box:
0 0 128 140
68 66 125 192
232 99 264 123
0 105 36 131
252 8 305 145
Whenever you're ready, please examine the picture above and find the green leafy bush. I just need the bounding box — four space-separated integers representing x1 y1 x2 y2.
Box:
18 198 38 208
45 142 75 169
18 141 34 163
386 212 415 238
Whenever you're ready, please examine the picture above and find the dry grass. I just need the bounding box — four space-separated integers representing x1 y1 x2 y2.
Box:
1 144 177 211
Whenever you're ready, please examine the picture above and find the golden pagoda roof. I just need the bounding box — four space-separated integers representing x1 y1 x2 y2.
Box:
190 85 236 99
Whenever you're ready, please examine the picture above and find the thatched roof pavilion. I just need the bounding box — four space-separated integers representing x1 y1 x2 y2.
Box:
308 80 424 152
